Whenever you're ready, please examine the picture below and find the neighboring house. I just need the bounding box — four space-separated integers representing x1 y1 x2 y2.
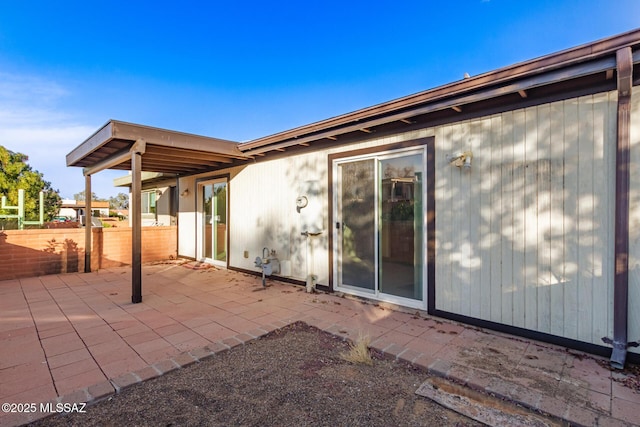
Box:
59 199 110 220
113 172 177 226
67 30 640 365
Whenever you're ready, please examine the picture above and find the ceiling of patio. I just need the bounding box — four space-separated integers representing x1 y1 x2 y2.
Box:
66 120 251 175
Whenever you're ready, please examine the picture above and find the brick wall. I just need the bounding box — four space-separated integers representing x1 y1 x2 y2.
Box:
0 226 177 280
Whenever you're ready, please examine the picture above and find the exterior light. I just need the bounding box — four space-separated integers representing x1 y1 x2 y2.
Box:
446 151 473 169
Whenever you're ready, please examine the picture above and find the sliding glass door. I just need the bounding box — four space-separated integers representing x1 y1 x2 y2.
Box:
334 148 425 305
337 158 377 291
198 178 227 266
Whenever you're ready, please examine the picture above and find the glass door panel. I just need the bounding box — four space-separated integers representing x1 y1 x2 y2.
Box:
200 179 227 266
334 149 425 303
379 154 423 300
213 182 227 262
338 159 376 291
203 184 213 259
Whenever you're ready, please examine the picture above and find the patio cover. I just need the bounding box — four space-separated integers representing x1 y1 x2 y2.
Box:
66 120 250 303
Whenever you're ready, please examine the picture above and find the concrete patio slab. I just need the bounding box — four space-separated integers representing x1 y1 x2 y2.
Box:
0 262 638 426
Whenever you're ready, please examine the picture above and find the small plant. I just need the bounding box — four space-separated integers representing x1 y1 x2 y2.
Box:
340 334 373 365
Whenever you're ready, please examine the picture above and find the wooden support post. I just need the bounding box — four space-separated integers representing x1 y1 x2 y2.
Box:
131 148 142 303
84 174 92 273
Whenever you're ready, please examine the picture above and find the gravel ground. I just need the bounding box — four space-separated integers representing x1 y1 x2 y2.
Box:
31 322 481 427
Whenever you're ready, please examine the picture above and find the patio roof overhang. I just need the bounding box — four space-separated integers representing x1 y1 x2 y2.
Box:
65 121 251 305
66 120 250 176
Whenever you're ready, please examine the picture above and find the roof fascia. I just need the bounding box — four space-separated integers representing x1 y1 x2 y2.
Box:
111 121 246 159
240 29 640 153
240 56 617 156
66 120 114 167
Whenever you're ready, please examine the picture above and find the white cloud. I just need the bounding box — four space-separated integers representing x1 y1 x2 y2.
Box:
0 73 69 106
0 72 122 199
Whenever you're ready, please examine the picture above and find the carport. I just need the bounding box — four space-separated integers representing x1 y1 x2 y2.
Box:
66 120 250 302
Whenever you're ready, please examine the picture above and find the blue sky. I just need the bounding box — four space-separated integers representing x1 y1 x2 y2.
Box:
0 1 638 199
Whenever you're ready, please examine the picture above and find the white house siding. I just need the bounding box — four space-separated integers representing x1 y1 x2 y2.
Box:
629 88 640 355
225 129 432 285
227 153 326 282
155 186 174 226
177 175 197 258
175 90 638 352
434 91 620 349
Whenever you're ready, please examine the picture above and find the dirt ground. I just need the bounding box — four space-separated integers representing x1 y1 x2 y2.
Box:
31 322 482 427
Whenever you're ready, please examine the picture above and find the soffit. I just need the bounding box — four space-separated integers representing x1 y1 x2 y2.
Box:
238 29 640 157
66 121 250 175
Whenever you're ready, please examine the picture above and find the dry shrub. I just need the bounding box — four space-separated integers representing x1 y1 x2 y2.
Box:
340 335 373 365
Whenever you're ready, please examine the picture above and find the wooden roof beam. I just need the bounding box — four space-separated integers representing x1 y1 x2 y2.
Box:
149 145 234 163
518 89 528 98
360 128 373 133
451 106 462 113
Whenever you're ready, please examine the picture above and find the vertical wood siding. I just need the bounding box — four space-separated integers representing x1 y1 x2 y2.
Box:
222 130 435 285
227 151 330 283
178 90 637 352
434 92 619 348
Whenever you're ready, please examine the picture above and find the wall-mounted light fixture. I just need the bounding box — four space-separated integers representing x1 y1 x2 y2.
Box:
180 188 190 197
446 151 473 169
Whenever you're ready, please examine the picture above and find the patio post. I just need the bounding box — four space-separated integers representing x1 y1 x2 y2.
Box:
84 174 92 273
131 139 145 303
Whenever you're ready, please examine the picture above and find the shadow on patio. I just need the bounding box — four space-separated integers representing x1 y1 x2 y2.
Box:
0 261 638 426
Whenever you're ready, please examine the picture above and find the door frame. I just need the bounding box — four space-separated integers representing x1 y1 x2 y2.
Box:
196 174 230 268
327 137 435 309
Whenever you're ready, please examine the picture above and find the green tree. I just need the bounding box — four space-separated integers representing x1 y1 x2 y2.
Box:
73 191 104 201
109 192 129 210
0 146 62 223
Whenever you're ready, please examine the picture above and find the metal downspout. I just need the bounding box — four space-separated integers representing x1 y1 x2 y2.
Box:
610 47 633 369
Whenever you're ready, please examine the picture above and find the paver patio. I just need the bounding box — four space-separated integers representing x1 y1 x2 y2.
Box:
0 261 638 426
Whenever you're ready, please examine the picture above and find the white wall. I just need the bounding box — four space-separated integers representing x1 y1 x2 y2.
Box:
175 89 639 352
155 187 174 226
434 92 619 349
177 175 197 258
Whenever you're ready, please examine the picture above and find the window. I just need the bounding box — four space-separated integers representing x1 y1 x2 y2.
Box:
141 191 156 215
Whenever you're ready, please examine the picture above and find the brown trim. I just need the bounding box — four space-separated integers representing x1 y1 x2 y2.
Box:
241 28 640 154
431 309 640 365
610 47 633 368
195 174 231 269
327 136 435 298
242 59 616 157
426 140 436 313
237 79 615 171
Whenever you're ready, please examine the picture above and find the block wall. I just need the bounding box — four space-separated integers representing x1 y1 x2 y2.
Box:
0 226 177 280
